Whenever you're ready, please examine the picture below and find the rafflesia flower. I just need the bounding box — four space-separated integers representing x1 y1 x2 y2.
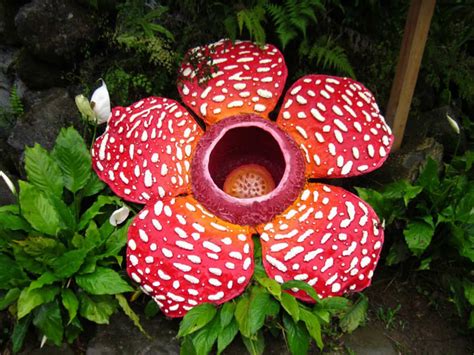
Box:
91 39 393 317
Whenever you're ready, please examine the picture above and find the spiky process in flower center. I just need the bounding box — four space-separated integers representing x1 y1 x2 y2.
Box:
191 114 305 226
223 164 276 198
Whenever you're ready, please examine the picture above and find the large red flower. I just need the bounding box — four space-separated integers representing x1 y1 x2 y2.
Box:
91 39 393 317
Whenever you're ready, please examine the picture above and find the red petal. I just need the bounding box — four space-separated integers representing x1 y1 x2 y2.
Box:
91 97 203 203
277 75 394 178
126 195 254 317
257 183 383 302
178 39 287 124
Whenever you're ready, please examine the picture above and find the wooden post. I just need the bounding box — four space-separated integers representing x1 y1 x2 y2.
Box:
385 0 436 151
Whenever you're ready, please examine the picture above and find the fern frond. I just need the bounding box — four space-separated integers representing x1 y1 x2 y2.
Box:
236 5 266 45
305 37 356 78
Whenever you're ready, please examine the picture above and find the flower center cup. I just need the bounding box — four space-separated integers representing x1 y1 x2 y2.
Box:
191 114 305 225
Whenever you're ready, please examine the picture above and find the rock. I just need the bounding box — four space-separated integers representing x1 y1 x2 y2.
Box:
7 87 82 171
86 313 181 355
15 0 99 66
337 324 398 355
0 0 29 45
415 106 466 155
16 49 68 90
357 137 443 184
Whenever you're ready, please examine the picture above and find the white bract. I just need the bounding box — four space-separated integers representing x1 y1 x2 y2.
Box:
0 170 16 195
75 79 111 124
109 205 130 226
446 114 460 135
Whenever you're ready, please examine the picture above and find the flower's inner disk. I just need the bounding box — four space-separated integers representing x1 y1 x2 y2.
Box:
208 126 285 198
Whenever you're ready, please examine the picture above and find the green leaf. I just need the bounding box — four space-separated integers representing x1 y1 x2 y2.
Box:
33 300 64 346
281 280 319 302
178 303 217 337
300 308 323 350
340 294 368 333
65 317 83 344
281 292 300 321
51 249 88 278
61 289 79 324
235 287 273 338
191 315 220 355
144 299 160 319
75 267 133 295
217 318 239 355
417 158 440 193
115 294 149 337
0 253 29 289
463 279 474 306
81 173 105 197
19 181 64 236
283 313 310 355
403 217 435 256
52 127 91 193
382 180 423 206
254 272 281 298
15 236 66 258
12 314 32 353
241 331 265 355
78 195 122 231
25 144 64 197
317 296 351 315
79 293 117 324
220 301 235 329
17 285 60 319
0 211 31 231
0 288 21 310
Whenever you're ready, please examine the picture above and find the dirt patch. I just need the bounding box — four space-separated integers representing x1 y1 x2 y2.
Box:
362 267 473 354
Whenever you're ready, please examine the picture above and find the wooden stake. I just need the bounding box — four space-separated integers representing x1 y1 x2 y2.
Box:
386 0 436 151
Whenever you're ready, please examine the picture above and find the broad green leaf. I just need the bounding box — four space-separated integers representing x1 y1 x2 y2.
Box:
83 220 103 251
300 308 323 350
0 211 31 231
61 289 79 323
217 318 239 354
464 279 474 306
15 236 66 265
382 180 423 206
340 294 368 333
19 181 64 236
52 127 91 193
11 245 47 275
417 157 440 193
283 314 310 355
403 217 435 256
241 331 265 355
0 253 29 289
144 299 160 319
81 173 105 197
282 280 320 302
180 336 197 355
0 288 21 310
235 287 272 338
450 225 474 262
254 273 281 298
317 296 351 315
12 314 32 353
281 292 300 321
79 293 117 324
25 144 64 197
28 272 58 290
469 310 474 329
33 300 64 346
178 303 217 337
115 294 149 337
220 301 235 329
78 195 122 231
65 317 83 344
191 315 221 355
51 249 88 278
75 267 133 295
17 285 60 319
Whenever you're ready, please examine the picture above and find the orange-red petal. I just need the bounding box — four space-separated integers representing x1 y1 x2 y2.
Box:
277 75 394 178
257 183 383 302
91 97 202 203
126 195 254 317
178 39 287 124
